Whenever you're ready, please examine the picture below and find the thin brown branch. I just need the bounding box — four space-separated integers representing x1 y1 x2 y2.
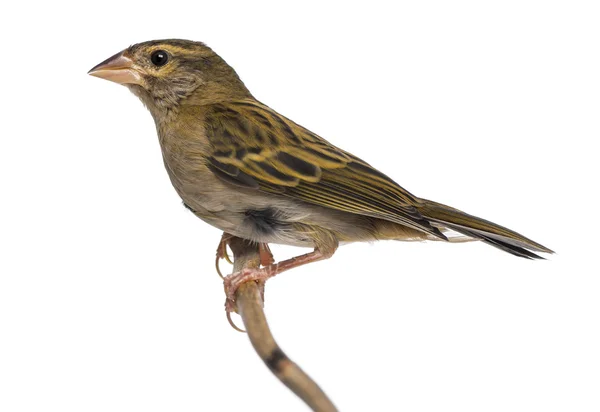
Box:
227 237 338 412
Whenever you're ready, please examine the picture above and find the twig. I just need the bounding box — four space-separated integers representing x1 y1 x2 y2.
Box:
227 237 338 412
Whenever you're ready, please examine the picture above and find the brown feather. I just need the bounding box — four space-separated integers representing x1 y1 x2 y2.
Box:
203 99 446 240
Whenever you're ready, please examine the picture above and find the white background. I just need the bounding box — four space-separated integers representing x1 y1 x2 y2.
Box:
1 1 598 411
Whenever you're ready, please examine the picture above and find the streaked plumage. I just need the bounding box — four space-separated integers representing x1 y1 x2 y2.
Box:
89 39 552 308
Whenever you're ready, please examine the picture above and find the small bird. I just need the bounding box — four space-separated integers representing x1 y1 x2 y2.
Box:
89 39 552 310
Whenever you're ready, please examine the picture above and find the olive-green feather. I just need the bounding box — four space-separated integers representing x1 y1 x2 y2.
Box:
418 199 554 258
204 99 446 239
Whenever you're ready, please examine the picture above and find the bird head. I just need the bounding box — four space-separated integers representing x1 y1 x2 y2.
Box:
88 39 251 117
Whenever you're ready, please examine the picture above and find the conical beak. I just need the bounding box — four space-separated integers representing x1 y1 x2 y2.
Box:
88 51 144 86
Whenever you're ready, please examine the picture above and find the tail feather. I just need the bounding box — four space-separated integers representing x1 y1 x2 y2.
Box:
418 199 553 259
445 226 546 260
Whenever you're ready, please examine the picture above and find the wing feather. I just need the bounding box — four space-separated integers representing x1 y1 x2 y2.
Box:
204 100 446 239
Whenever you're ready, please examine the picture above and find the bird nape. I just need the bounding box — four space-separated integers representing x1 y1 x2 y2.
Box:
89 39 553 311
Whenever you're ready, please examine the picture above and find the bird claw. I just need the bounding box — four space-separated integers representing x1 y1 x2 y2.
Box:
223 267 268 313
226 311 246 333
217 236 273 332
221 248 233 265
215 235 274 281
215 233 234 279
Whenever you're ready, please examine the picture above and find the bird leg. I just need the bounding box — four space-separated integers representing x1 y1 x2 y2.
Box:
216 233 276 279
258 243 275 266
224 248 331 312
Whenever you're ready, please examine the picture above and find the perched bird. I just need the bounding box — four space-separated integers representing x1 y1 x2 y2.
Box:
89 39 552 310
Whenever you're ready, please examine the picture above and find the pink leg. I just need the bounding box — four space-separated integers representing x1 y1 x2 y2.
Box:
224 248 331 312
216 234 275 279
258 243 275 266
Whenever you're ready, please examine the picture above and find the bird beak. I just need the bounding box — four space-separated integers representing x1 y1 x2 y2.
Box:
88 51 144 86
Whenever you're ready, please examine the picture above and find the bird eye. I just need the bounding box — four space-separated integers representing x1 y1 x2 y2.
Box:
150 50 169 67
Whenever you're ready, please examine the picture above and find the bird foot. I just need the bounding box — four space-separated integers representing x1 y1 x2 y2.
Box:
216 233 274 280
223 247 328 312
224 267 270 312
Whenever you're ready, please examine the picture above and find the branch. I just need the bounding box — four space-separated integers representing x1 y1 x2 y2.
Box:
227 237 338 412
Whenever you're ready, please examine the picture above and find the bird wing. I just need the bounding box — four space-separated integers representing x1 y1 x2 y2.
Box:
204 99 446 239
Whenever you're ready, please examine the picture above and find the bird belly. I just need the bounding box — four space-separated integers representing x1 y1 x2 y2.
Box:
177 185 363 248
182 194 318 248
158 138 422 248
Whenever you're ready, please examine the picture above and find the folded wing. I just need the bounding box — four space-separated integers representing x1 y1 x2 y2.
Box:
204 100 446 239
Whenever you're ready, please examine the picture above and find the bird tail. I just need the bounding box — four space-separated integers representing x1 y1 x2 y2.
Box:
417 199 553 259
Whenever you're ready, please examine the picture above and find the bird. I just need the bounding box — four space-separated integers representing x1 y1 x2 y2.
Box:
89 39 552 311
